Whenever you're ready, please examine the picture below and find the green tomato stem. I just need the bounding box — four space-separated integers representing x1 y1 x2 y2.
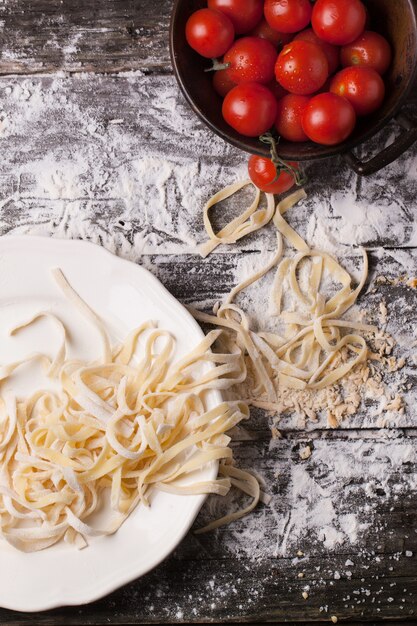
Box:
204 59 230 73
259 132 307 187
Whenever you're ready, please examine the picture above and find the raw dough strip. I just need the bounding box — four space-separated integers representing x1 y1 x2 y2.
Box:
52 268 112 363
199 180 275 258
195 464 260 534
225 233 283 306
10 313 67 378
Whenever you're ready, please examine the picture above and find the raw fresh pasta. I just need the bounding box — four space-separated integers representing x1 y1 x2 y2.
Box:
196 184 378 411
199 180 275 258
0 270 253 552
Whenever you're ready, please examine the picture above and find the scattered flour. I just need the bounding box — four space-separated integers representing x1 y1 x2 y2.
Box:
197 435 417 560
0 72 415 260
0 69 415 572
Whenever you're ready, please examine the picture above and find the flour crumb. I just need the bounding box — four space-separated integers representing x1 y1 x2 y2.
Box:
271 426 282 439
379 301 388 325
299 445 312 460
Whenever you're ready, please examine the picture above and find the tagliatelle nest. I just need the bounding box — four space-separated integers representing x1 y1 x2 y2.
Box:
0 269 257 552
196 183 386 425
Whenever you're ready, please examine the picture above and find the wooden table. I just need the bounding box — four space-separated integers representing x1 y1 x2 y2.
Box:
0 1 416 624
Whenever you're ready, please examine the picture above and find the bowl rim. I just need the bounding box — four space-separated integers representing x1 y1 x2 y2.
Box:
169 0 417 161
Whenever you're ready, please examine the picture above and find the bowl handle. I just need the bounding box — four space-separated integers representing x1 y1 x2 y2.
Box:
344 112 417 176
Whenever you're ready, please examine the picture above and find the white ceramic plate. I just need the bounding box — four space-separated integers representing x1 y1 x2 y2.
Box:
0 236 220 613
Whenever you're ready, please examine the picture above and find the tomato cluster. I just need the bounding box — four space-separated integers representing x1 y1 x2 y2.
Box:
185 0 391 152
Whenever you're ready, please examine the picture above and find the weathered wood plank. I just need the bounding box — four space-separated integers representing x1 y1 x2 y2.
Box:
0 0 172 74
2 567 417 624
0 74 415 252
0 72 414 434
1 434 416 624
0 8 415 623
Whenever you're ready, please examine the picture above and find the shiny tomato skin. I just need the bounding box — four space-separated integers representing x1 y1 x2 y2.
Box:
302 92 356 145
208 0 263 34
250 18 293 47
275 41 329 95
275 94 310 142
222 83 278 136
312 0 366 45
213 67 236 97
330 66 385 116
341 31 392 75
248 156 297 193
185 9 235 58
224 36 278 84
293 28 340 75
264 0 312 34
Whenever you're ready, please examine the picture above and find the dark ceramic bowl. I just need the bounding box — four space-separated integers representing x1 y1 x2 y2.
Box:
170 0 417 175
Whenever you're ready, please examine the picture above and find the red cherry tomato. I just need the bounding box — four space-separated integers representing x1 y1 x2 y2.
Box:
275 41 329 95
250 18 293 48
312 0 366 46
341 31 392 75
185 9 235 58
330 66 385 116
213 67 236 97
208 0 263 34
264 0 312 34
275 94 310 142
293 28 340 75
222 83 278 136
248 156 298 193
302 92 356 145
224 36 278 85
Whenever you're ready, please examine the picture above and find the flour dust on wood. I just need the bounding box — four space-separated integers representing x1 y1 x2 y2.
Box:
0 73 415 254
0 71 416 575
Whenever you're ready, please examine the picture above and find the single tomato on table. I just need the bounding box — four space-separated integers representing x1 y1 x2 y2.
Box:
224 36 278 84
330 66 385 116
208 0 264 34
248 155 298 193
185 8 235 58
222 83 278 136
341 31 392 75
293 28 340 75
302 92 356 145
312 0 366 45
275 41 329 95
275 94 310 142
250 18 293 48
264 0 312 34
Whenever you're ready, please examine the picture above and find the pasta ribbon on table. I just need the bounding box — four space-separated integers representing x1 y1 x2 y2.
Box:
196 183 378 412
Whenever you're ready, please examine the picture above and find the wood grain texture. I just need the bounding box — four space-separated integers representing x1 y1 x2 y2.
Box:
0 0 415 624
0 78 415 625
0 74 415 250
1 433 417 624
0 0 172 74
